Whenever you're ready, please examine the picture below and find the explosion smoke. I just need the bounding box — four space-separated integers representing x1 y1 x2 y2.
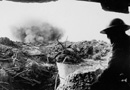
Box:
13 22 63 44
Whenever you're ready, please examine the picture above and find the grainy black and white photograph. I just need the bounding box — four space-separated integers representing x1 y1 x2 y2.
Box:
0 0 130 90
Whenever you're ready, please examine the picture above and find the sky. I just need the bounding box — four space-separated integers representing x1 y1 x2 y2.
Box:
0 0 130 43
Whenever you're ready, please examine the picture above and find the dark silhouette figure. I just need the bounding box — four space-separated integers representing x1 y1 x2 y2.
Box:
91 18 130 90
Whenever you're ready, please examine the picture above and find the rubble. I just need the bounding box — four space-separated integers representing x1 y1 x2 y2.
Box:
0 37 111 90
57 69 103 90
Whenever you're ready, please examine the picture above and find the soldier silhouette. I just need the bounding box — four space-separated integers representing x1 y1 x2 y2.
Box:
91 18 130 90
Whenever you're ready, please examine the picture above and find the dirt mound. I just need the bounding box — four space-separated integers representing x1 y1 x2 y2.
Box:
0 37 111 90
57 69 102 90
0 39 59 90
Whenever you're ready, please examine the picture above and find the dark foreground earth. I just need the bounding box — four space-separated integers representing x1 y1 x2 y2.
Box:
0 37 111 90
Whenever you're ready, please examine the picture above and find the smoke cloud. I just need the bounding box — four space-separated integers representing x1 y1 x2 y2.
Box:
13 22 63 44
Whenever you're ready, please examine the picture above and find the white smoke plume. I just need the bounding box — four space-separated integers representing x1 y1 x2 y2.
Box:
13 22 63 44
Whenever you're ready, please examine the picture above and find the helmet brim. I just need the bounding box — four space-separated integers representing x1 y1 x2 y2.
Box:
100 25 130 34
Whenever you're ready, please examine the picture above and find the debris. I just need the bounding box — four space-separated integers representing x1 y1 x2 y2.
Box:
0 37 111 90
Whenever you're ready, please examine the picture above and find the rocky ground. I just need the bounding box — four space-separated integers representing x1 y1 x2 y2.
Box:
56 59 109 90
0 37 111 90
